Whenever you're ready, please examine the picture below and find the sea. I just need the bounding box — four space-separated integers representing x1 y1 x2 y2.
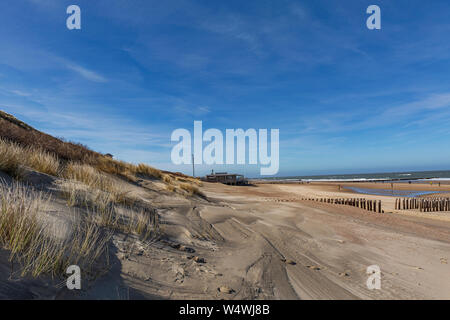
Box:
260 170 450 183
257 170 450 197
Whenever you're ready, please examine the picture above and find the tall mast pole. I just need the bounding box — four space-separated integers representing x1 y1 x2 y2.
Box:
192 153 195 177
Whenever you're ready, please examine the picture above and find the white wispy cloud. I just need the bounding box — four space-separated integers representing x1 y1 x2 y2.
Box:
0 36 108 84
173 105 211 117
282 92 450 136
1 103 171 164
382 93 450 117
10 90 31 97
66 64 108 83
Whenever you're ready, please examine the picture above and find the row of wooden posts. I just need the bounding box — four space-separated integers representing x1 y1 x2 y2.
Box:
301 198 383 213
395 197 450 212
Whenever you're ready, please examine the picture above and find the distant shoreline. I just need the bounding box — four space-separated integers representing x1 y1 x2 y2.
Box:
252 177 450 184
251 170 450 183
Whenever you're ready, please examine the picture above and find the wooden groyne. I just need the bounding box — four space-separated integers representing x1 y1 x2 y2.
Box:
395 197 450 212
300 198 383 213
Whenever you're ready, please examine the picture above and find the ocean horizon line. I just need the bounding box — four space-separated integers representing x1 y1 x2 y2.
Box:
252 169 450 182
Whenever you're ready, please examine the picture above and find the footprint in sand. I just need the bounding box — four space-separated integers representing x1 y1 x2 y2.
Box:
179 245 195 253
218 286 235 294
193 256 206 263
280 258 296 265
306 265 321 271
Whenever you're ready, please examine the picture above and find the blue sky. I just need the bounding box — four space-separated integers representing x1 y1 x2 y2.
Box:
1 0 450 177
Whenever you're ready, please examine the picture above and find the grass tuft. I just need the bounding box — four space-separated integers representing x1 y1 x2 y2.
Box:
134 163 162 179
63 162 116 193
0 181 110 277
0 138 60 177
179 183 203 196
58 180 159 241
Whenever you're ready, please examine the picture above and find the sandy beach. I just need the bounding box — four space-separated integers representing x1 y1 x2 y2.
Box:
68 181 449 300
1 162 449 300
193 182 450 299
1 112 449 300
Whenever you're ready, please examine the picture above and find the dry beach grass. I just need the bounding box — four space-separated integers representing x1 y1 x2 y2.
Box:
0 111 196 282
0 182 110 277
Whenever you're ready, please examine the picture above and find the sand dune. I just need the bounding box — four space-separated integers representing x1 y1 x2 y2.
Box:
1 165 449 299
